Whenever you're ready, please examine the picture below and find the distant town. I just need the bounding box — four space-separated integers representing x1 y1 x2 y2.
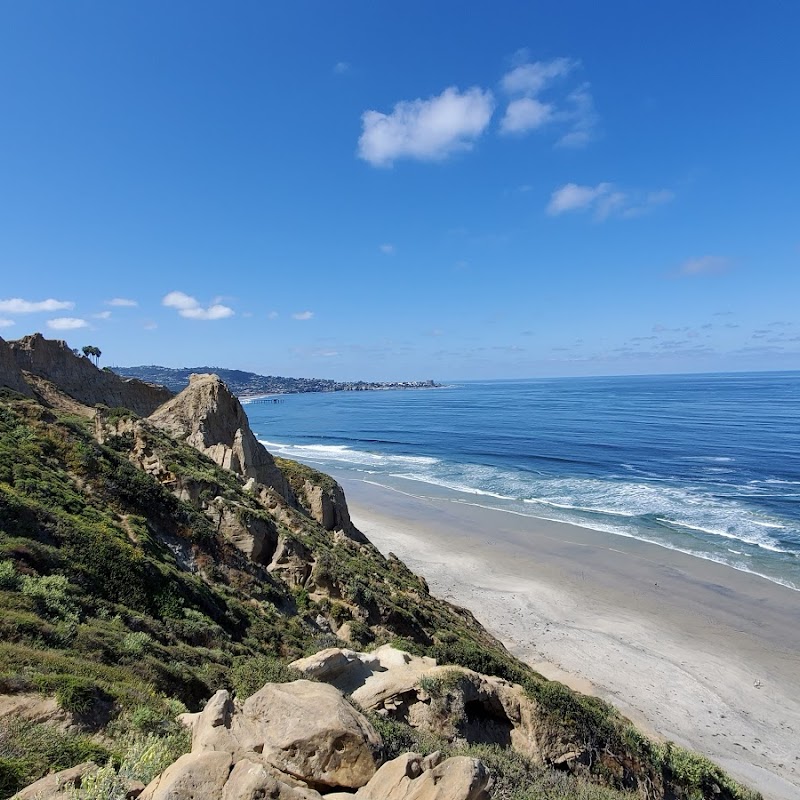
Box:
112 365 440 397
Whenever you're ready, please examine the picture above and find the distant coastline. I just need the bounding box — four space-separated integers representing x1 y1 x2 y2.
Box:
112 364 440 397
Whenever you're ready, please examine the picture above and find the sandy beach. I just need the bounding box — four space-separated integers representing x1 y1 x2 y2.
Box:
338 476 800 800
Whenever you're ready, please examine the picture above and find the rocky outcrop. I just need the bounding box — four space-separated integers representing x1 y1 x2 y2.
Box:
179 681 381 791
12 761 99 799
291 646 574 766
211 500 279 564
7 333 171 415
300 480 361 539
0 336 35 397
325 753 490 800
139 677 490 800
148 373 290 499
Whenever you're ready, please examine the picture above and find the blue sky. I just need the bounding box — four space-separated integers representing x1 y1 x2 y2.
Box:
1 1 798 380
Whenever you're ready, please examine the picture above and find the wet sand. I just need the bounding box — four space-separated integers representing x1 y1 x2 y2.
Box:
339 476 800 799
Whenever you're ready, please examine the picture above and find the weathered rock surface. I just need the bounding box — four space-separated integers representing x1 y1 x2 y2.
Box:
0 336 35 397
179 681 381 791
323 752 491 800
297 479 366 542
292 646 572 765
211 499 279 564
148 373 290 499
12 761 98 799
7 333 171 415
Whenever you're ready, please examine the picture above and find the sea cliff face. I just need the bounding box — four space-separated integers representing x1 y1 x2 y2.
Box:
6 333 172 416
0 335 760 800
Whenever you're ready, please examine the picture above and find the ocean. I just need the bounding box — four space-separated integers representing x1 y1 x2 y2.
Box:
244 372 800 591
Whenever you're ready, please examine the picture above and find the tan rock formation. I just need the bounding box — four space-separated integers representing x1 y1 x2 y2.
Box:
12 761 98 799
0 336 35 398
326 752 490 800
291 646 573 765
211 499 279 564
180 681 381 791
8 333 172 415
148 373 290 499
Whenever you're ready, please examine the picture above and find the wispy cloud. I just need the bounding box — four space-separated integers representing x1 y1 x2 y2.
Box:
556 84 598 148
379 243 396 255
677 256 729 277
162 291 234 320
500 57 576 135
501 97 553 133
334 61 350 75
47 317 88 330
107 298 138 307
93 311 112 320
358 86 494 167
0 298 74 314
267 311 279 320
0 318 14 328
501 57 577 95
499 58 597 145
547 182 674 219
547 182 612 215
292 310 314 321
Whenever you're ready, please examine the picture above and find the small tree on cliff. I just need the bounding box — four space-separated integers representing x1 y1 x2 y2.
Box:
82 345 102 366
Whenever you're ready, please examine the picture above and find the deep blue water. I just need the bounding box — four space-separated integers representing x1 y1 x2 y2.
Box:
245 372 800 590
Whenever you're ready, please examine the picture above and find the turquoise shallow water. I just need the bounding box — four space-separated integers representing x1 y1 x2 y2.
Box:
245 372 800 590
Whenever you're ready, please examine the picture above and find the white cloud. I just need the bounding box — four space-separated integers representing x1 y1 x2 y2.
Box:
292 311 314 321
162 291 234 320
93 311 112 320
547 183 612 215
501 57 576 95
379 243 396 255
678 256 729 276
0 318 14 328
267 311 279 320
621 190 675 218
547 182 674 219
47 317 88 330
499 58 596 144
556 84 598 148
358 86 494 167
334 61 350 74
0 298 74 314
500 97 553 134
107 297 138 307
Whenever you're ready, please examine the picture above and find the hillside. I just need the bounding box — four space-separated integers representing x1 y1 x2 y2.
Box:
0 335 759 800
113 365 439 396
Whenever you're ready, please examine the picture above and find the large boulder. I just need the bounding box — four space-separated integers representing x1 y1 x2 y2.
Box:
148 373 290 499
7 333 171 415
182 681 381 791
138 751 234 800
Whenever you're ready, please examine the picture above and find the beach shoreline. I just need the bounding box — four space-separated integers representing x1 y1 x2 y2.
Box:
338 475 800 800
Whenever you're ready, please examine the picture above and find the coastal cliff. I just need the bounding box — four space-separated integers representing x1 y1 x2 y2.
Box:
0 336 760 800
6 333 172 416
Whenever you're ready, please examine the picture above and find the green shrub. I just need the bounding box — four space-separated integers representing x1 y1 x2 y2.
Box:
0 716 110 799
0 561 19 591
228 654 303 699
20 573 80 624
121 631 153 656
